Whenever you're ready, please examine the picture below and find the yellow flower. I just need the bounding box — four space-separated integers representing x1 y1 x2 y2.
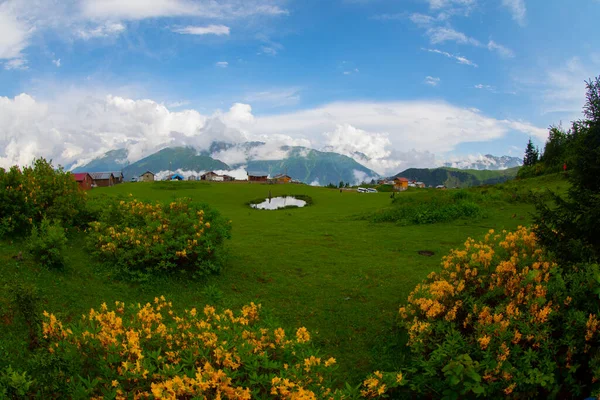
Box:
324 357 336 367
112 380 119 387
478 335 491 350
296 327 310 343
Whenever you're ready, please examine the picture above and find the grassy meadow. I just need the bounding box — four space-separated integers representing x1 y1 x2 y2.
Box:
0 174 568 384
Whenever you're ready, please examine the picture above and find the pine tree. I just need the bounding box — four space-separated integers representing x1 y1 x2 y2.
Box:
523 138 539 166
534 76 600 263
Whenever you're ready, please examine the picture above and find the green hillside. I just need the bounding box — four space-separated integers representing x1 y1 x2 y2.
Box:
246 146 378 185
72 148 129 173
122 146 230 180
393 166 520 187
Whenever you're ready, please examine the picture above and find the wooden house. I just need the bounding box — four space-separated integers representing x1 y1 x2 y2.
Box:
223 175 235 182
394 177 409 191
110 172 124 184
73 173 93 190
248 172 268 183
272 174 292 184
90 172 115 187
139 171 155 182
201 171 220 181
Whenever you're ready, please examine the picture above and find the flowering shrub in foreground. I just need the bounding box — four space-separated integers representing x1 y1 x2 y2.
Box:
87 197 231 279
398 226 600 398
40 297 342 399
0 158 85 237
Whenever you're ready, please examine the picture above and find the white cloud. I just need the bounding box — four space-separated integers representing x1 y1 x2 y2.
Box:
427 27 480 46
422 48 478 67
243 88 301 107
0 90 547 176
501 0 526 26
77 22 126 40
0 4 33 67
409 13 436 26
4 57 28 70
80 0 288 20
52 58 61 67
259 46 279 56
428 0 476 10
215 61 229 68
425 76 441 86
173 25 230 36
487 40 514 58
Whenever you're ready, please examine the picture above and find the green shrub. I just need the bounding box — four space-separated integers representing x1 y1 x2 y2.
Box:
10 283 42 350
396 227 600 398
87 197 231 280
26 219 68 269
37 298 349 399
0 366 35 399
0 158 86 238
371 195 482 225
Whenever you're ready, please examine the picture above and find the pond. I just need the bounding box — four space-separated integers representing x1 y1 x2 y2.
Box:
250 196 307 210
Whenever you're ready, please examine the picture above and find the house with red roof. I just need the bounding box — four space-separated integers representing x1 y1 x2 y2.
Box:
73 173 93 190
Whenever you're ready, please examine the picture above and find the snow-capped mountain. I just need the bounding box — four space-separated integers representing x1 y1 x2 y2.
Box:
443 154 522 170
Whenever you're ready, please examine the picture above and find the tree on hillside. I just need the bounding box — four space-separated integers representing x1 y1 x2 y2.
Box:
534 76 600 263
523 138 539 166
540 125 570 167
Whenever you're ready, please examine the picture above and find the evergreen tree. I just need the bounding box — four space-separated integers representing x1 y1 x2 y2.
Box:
523 138 539 166
534 77 600 263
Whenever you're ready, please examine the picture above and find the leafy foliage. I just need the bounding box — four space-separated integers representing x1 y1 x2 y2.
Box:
534 76 600 263
87 197 231 280
397 227 600 398
371 190 482 225
26 219 68 269
37 298 347 399
0 158 86 238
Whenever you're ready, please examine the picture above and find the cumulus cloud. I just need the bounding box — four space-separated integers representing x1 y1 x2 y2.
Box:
0 90 547 176
173 25 230 36
0 4 33 67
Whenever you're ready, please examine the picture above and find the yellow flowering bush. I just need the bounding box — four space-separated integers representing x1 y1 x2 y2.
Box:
87 197 231 279
38 297 345 399
398 227 600 398
0 158 85 237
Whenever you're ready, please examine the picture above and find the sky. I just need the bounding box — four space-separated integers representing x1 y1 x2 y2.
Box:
0 0 599 175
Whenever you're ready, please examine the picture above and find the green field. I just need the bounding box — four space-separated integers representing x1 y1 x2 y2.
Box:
0 175 567 384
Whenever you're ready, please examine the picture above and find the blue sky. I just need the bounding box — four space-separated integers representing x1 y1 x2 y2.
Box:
1 0 599 175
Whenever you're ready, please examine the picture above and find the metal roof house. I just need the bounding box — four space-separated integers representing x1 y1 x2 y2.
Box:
89 172 115 187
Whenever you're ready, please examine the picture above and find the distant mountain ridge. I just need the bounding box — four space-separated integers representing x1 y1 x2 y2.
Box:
74 143 380 185
393 167 520 188
443 154 522 170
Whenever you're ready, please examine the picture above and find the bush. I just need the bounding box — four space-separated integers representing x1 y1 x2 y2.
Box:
10 282 42 350
0 366 35 399
87 197 231 280
38 298 346 399
0 158 85 238
397 227 600 398
371 193 482 225
27 219 68 269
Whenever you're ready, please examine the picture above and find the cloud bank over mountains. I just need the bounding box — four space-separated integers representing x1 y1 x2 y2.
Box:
0 89 547 175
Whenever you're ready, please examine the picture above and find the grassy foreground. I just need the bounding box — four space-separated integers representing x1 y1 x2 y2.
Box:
0 175 566 384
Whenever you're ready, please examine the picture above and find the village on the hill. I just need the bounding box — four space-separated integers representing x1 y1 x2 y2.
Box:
72 170 436 191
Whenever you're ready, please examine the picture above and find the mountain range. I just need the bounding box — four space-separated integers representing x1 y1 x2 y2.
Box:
74 143 378 185
442 154 522 170
74 143 521 187
393 167 520 188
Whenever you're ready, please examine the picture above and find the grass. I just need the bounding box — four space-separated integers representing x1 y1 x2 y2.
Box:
0 174 568 384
